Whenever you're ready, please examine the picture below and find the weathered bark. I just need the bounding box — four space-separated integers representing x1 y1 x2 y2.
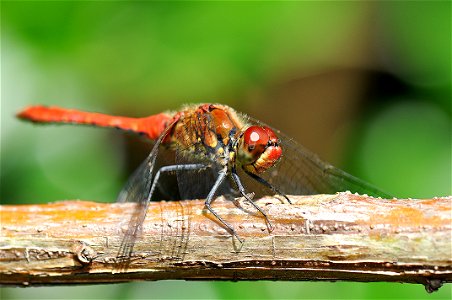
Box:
1 193 451 293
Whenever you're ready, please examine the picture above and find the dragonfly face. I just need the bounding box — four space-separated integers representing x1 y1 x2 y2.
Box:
237 125 283 175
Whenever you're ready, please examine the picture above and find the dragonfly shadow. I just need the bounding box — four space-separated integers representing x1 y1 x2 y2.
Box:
230 195 275 233
200 194 274 248
200 199 244 250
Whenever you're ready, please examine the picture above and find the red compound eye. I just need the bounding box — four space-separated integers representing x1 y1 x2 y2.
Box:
261 126 278 143
243 126 269 151
239 126 282 173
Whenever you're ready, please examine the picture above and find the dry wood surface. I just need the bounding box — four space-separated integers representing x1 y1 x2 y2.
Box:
1 193 451 293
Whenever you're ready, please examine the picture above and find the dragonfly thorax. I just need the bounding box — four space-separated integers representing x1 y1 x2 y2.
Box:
169 104 243 168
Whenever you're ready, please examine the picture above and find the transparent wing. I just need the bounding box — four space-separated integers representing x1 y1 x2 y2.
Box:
117 154 154 203
242 114 392 198
115 120 178 269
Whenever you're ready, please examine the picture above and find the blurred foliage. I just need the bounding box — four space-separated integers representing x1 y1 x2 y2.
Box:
1 1 450 300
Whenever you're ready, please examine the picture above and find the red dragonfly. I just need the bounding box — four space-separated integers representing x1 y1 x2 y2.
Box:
18 103 391 253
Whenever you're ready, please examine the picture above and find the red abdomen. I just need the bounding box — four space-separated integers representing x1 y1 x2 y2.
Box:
17 105 173 140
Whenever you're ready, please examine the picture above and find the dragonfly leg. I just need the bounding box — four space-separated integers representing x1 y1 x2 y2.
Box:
243 170 292 204
204 171 243 243
231 171 274 232
148 163 208 202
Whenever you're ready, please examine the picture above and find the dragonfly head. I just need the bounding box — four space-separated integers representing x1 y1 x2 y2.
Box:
238 125 282 174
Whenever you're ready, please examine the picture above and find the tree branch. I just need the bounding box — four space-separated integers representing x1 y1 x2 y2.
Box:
1 193 451 292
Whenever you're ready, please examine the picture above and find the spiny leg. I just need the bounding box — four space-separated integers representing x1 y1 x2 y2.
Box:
154 164 243 242
148 163 208 202
244 169 292 204
231 170 274 231
204 171 243 243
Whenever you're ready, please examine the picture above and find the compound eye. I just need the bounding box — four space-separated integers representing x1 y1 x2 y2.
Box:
243 126 269 153
261 126 279 144
239 125 282 174
239 125 282 173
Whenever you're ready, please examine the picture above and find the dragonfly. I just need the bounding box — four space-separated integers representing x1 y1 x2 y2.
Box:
18 103 391 256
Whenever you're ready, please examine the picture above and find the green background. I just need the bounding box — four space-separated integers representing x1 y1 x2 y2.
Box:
1 1 451 299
